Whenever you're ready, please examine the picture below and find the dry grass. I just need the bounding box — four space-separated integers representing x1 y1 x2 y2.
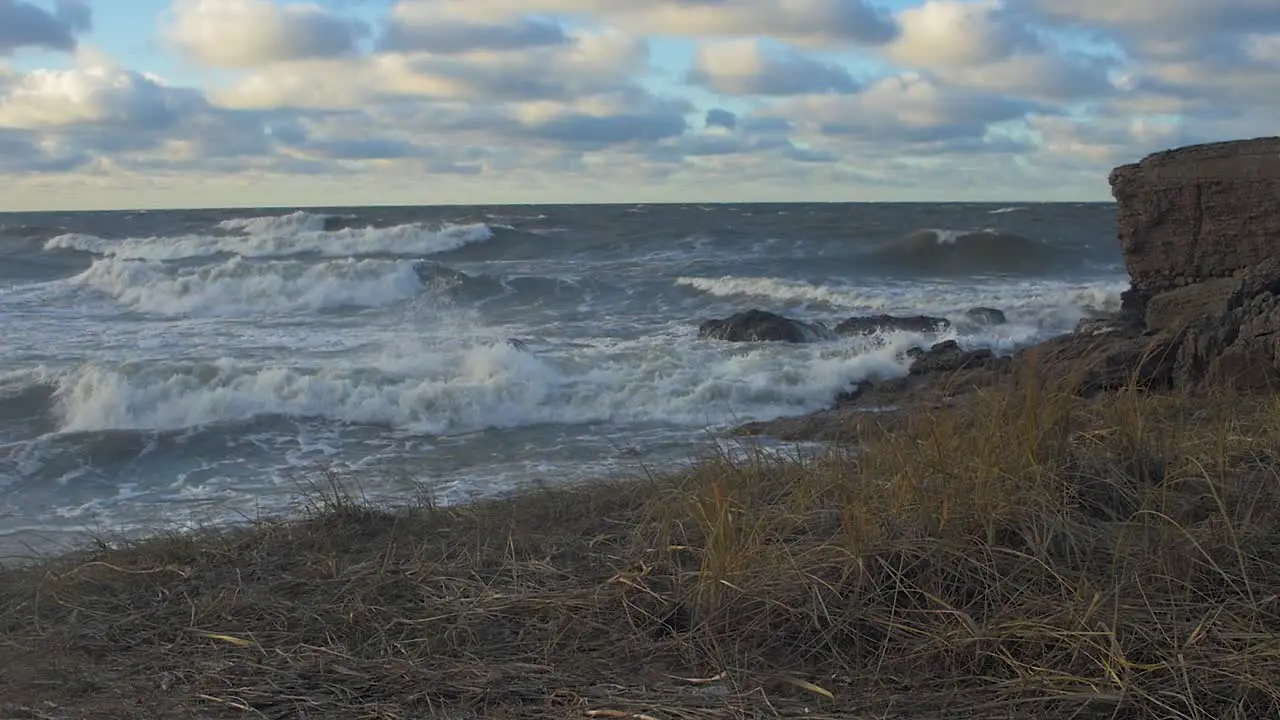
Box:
3 363 1280 719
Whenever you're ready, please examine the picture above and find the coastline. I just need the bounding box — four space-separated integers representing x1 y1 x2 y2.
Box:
5 137 1280 718
5 375 1279 719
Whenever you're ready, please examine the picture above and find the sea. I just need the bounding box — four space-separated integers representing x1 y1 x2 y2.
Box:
0 203 1128 557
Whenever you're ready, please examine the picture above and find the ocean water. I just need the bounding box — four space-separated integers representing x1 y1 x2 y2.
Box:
0 203 1127 555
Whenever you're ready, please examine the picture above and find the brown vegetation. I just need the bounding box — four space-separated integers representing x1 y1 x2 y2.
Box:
4 359 1280 719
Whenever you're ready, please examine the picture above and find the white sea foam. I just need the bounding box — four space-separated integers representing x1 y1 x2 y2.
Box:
67 256 426 316
44 222 492 261
675 276 886 309
40 334 916 436
7 204 1137 551
677 274 1126 335
217 210 339 236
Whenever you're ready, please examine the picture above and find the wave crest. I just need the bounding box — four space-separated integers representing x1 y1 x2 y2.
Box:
675 276 883 309
68 256 426 316
44 221 493 261
3 336 912 438
216 210 351 236
866 229 1070 276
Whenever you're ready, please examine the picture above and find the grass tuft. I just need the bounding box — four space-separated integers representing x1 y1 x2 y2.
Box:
3 369 1280 718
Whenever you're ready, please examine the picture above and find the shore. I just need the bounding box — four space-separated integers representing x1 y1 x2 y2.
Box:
4 365 1280 719
7 136 1280 719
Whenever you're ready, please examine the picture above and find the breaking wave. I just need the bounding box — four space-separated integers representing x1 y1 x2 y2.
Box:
677 273 1126 332
865 229 1073 276
44 221 493 261
216 210 353 236
67 256 427 316
675 276 885 310
5 338 915 438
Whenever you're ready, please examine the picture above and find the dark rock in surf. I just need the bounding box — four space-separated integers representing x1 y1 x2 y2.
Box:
735 137 1280 442
698 309 835 343
907 340 1004 376
835 380 874 405
414 261 506 296
835 314 951 336
965 307 1007 325
414 261 470 285
1074 315 1126 336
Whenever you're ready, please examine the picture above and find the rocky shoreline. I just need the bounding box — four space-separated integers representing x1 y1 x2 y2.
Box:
733 136 1280 441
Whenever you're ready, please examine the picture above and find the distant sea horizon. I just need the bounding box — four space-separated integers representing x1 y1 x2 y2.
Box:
0 199 1122 214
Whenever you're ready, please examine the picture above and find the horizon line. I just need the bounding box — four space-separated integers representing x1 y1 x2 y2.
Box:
0 199 1121 214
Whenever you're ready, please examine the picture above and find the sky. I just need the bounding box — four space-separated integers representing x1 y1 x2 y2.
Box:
0 0 1277 210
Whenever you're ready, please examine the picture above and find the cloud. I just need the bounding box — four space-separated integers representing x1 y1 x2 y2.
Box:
430 0 899 46
886 0 1116 100
687 40 861 96
705 108 736 130
0 52 204 130
1015 0 1280 38
523 109 687 147
4 0 1280 205
1004 0 1280 112
1246 33 1280 63
773 73 1041 149
380 3 569 54
607 0 900 46
0 49 289 174
166 0 368 68
0 0 91 54
0 128 91 172
218 27 648 109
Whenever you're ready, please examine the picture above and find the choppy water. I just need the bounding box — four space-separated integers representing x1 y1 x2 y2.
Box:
0 203 1126 555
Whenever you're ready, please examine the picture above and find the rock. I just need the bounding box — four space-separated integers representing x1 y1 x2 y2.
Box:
1109 136 1280 318
414 261 470 285
1081 137 1280 392
734 137 1280 442
965 307 1007 325
1016 332 1179 396
1074 317 1122 336
835 380 874 404
907 340 1004 376
698 309 835 343
835 314 951 336
1164 258 1280 389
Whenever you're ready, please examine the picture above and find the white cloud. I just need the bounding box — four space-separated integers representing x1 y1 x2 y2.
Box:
1246 33 1280 64
886 0 1116 100
404 0 899 46
687 40 861 96
217 26 648 109
1 0 1278 207
166 0 368 67
0 49 201 129
770 73 1040 150
890 0 1033 66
